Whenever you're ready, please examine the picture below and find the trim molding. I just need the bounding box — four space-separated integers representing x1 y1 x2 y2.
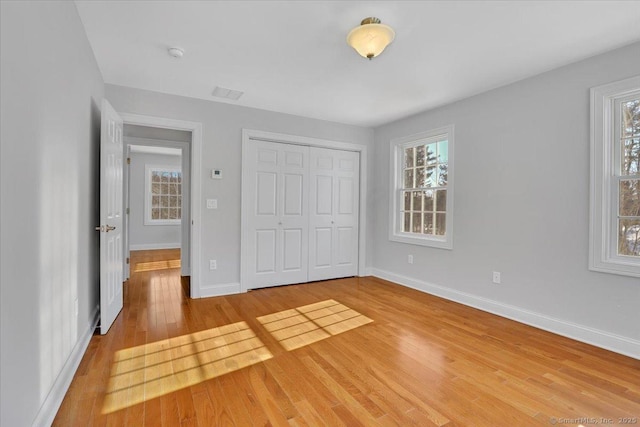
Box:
199 283 242 298
32 305 100 426
371 268 640 360
130 243 181 251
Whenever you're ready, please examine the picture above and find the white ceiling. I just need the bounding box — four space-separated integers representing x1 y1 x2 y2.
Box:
75 1 640 127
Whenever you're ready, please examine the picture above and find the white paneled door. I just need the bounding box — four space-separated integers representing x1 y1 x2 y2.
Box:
243 141 309 289
98 99 124 334
309 147 360 281
242 140 360 289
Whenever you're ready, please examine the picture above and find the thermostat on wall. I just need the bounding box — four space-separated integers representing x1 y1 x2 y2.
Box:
211 169 223 179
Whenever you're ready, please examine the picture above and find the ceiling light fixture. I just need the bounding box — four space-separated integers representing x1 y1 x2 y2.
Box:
168 47 184 58
347 17 395 60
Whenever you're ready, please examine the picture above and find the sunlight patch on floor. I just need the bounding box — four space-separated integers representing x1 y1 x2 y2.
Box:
132 259 181 272
257 299 373 351
102 321 272 414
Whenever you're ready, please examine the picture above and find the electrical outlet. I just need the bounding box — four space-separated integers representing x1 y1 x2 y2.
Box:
408 254 414 264
209 260 217 270
492 271 501 284
206 199 218 209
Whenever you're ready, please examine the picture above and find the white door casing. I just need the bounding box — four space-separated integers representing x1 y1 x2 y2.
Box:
243 141 309 289
98 99 124 335
308 147 360 281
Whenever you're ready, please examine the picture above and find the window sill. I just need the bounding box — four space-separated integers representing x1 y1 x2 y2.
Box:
389 232 453 250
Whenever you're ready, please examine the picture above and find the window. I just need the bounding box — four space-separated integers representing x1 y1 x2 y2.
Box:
590 76 640 277
144 165 182 225
389 125 454 249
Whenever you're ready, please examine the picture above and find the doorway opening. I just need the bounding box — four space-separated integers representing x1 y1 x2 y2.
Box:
123 124 192 296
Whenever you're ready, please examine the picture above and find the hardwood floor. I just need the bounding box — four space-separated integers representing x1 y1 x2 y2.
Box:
54 249 640 426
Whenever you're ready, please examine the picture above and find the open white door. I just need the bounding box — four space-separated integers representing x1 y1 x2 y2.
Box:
97 99 124 335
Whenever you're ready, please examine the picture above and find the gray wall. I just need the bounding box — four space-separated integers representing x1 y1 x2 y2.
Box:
372 42 640 347
106 84 375 292
125 124 192 142
0 2 104 425
129 152 182 249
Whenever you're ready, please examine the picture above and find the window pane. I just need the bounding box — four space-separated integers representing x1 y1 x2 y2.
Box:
619 219 640 257
423 213 434 235
416 145 425 167
161 172 170 183
438 140 448 163
412 191 422 211
177 196 182 208
403 191 411 211
426 143 437 165
415 167 425 188
438 164 448 186
424 190 434 211
435 213 446 236
404 169 414 188
169 184 177 195
623 138 639 175
152 208 160 220
403 212 411 232
161 196 169 207
152 172 161 183
436 190 447 212
620 179 640 217
425 166 436 187
622 99 640 138
412 213 422 233
404 147 415 168
152 196 159 208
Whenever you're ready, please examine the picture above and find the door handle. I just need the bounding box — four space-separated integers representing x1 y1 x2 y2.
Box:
95 225 117 232
105 225 116 232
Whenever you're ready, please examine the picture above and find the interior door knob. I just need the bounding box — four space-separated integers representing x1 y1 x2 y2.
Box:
105 225 117 232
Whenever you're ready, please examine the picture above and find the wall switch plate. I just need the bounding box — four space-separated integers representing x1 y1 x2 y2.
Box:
408 254 414 264
209 260 217 270
211 169 223 179
206 199 218 209
492 271 501 284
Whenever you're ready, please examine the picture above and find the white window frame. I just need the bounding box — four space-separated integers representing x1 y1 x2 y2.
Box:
144 165 182 226
389 125 454 249
589 76 640 278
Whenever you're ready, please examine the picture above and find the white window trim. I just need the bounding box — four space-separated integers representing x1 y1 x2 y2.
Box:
389 125 454 249
589 75 640 278
144 164 182 226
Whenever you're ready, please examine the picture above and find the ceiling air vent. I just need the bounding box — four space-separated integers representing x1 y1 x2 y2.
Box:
212 86 244 101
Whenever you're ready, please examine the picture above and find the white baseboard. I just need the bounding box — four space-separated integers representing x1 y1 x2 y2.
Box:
130 243 180 251
32 305 100 427
198 282 242 299
371 268 640 360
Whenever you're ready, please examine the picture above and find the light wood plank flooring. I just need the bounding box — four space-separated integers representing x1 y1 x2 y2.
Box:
54 249 640 426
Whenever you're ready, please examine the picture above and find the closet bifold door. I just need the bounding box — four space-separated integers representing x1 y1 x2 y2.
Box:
244 141 309 289
308 147 360 282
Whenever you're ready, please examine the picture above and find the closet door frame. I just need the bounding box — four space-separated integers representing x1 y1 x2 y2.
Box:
241 129 368 292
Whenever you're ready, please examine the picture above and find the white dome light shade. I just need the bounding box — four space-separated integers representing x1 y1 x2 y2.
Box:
347 17 395 60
